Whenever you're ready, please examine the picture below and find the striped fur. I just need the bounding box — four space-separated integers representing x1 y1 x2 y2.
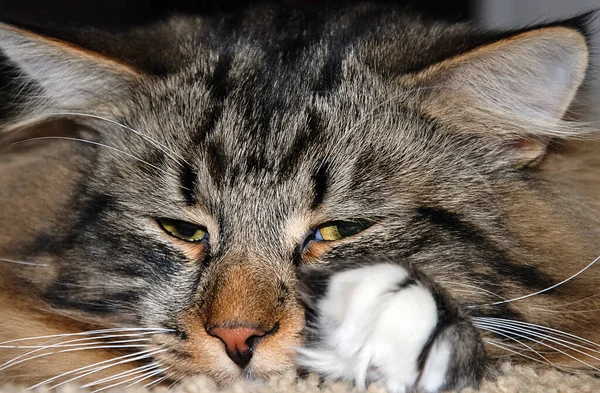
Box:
0 3 598 391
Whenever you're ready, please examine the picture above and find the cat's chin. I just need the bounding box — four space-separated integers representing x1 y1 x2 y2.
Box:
165 359 297 387
153 327 301 387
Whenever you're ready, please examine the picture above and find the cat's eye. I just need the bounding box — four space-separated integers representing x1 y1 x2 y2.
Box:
313 219 373 242
157 218 208 242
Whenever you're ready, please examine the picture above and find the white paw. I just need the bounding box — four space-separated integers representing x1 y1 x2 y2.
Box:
297 263 453 393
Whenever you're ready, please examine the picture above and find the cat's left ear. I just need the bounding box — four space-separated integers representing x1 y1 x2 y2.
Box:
0 22 141 121
411 21 591 167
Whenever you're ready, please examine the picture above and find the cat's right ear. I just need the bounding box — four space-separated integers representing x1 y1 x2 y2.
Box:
0 23 142 127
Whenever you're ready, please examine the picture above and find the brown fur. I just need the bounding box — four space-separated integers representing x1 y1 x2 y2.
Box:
0 3 598 389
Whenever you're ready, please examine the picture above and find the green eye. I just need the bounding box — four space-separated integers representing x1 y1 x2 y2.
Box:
315 219 372 241
158 219 208 242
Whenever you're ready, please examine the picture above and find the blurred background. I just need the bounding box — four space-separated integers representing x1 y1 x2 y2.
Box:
0 0 598 117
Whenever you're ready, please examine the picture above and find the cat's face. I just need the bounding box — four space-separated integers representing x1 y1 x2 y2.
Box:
0 3 599 391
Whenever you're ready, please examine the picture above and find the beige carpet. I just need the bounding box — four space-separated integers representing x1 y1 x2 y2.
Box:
1 364 599 393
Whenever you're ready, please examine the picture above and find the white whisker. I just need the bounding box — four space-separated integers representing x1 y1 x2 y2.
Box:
0 328 172 345
29 348 165 389
82 363 160 388
126 366 170 388
0 258 48 266
0 338 151 349
44 111 188 166
478 326 563 369
145 374 170 389
0 329 169 372
486 254 600 306
483 339 555 366
475 322 600 371
474 317 600 350
169 375 185 389
2 344 148 374
476 321 600 359
437 281 508 302
88 364 164 393
11 136 164 172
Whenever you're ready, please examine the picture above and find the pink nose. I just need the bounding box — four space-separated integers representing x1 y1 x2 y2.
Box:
208 326 267 368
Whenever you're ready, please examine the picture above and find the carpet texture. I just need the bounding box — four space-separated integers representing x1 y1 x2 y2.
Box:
1 364 598 393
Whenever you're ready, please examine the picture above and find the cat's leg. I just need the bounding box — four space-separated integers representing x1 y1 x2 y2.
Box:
297 263 486 393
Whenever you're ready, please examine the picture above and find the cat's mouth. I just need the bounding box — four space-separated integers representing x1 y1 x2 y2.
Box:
148 305 305 385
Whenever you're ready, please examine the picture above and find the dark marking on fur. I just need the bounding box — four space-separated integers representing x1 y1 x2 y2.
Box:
313 8 380 95
297 267 333 328
311 163 329 210
164 324 189 341
278 110 323 179
416 206 554 291
47 289 140 315
205 140 227 187
193 52 233 145
179 162 198 206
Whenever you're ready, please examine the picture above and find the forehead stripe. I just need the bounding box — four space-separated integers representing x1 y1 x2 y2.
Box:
180 162 199 206
311 162 329 210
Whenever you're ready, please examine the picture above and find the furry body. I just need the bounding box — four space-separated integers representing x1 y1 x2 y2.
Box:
0 3 598 392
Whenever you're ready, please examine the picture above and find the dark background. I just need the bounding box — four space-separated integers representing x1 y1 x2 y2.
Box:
0 0 472 28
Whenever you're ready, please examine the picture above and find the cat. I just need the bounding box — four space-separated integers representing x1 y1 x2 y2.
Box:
0 2 599 393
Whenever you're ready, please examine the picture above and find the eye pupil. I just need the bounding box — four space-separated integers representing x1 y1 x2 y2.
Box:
336 221 368 238
175 222 200 238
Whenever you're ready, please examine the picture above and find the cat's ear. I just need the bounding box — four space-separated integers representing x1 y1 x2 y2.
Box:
0 22 141 122
412 23 590 167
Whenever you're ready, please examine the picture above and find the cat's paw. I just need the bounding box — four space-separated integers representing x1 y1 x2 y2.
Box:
297 263 486 393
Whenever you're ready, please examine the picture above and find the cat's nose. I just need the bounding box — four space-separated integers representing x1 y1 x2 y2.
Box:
208 325 269 368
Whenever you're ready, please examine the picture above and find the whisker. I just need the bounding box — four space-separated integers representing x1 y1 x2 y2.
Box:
0 330 168 372
82 363 160 388
11 136 164 172
43 111 189 166
486 254 600 306
0 258 48 266
475 322 600 371
476 321 600 358
0 328 172 345
483 339 555 366
478 326 565 369
0 338 151 349
437 281 508 302
474 317 600 350
38 348 167 389
169 375 185 389
126 366 170 388
144 374 170 389
477 325 557 362
2 344 149 374
88 364 164 393
530 307 600 314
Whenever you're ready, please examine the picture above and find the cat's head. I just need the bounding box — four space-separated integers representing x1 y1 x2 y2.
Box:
0 3 598 386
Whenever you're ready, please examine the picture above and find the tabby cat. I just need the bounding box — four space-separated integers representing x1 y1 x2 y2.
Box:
0 2 599 392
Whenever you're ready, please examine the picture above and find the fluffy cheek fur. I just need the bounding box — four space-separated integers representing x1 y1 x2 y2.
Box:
297 264 485 393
